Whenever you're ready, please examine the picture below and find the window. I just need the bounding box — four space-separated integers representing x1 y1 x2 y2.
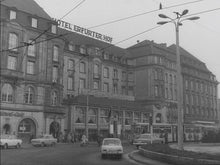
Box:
103 83 109 92
154 85 158 97
53 46 59 61
68 60 74 70
165 73 168 83
128 86 134 96
31 18 38 28
94 64 99 75
79 78 85 89
75 107 85 123
68 44 75 51
103 67 109 78
24 87 34 104
121 86 126 95
79 62 86 73
9 10 16 20
93 81 99 89
128 72 134 81
80 46 86 54
51 91 58 105
52 66 58 82
113 84 118 94
156 113 162 123
27 61 35 74
7 56 16 70
100 109 109 125
67 77 73 90
134 112 141 123
113 69 118 78
165 88 168 99
103 52 109 60
1 84 13 102
88 108 97 124
27 40 36 56
122 71 126 81
51 24 57 34
8 33 18 51
125 111 132 125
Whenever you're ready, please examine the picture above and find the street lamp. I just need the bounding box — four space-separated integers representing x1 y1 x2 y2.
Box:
157 10 199 150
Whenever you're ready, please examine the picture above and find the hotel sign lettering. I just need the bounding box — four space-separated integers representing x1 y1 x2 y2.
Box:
53 18 113 43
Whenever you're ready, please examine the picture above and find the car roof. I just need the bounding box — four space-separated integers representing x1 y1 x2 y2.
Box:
103 138 121 141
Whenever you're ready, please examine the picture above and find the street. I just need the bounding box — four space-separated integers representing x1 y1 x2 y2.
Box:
0 143 142 165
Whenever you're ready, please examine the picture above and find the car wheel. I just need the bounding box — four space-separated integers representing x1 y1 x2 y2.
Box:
41 142 45 147
3 143 8 149
16 143 21 148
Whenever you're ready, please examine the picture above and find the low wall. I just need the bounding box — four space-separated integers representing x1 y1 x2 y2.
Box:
139 148 220 165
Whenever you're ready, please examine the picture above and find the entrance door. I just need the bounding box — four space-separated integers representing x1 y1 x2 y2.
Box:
49 121 60 138
18 118 36 143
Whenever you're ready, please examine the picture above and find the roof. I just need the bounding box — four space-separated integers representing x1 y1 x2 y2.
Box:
64 95 144 111
2 0 51 20
126 40 176 60
58 28 129 57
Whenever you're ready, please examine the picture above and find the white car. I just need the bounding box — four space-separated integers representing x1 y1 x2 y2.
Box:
100 138 123 159
0 134 22 149
31 134 57 147
133 133 164 148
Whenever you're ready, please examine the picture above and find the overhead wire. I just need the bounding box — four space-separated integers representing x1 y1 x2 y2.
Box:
87 0 204 29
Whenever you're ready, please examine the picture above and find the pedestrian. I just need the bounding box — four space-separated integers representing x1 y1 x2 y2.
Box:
67 133 71 143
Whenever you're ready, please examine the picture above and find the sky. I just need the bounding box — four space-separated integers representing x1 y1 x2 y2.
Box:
35 0 220 97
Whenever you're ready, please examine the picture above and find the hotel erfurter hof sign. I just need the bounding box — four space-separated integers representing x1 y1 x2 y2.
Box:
53 18 113 44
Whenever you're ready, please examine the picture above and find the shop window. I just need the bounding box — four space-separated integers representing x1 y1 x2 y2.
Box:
75 107 85 123
3 124 11 134
100 109 109 125
125 111 132 125
88 108 97 124
156 113 162 123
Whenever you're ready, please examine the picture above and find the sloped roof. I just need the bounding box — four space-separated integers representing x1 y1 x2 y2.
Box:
2 0 51 20
58 28 129 57
126 40 175 60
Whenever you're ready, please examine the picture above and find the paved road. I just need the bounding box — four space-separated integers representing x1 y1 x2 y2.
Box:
1 143 143 165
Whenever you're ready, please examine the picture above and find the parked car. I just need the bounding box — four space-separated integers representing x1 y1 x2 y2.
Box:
100 138 123 159
31 134 57 147
0 134 22 149
133 133 164 148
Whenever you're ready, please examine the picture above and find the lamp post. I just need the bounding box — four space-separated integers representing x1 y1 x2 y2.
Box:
157 10 199 150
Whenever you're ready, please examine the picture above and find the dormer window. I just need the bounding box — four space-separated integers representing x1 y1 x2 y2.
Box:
31 18 38 28
68 44 75 51
51 24 57 34
9 10 16 20
80 46 86 54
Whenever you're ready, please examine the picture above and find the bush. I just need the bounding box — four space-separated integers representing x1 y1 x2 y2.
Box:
201 130 220 143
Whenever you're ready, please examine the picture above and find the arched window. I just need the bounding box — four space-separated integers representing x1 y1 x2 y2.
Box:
79 62 86 73
51 91 58 105
24 86 34 104
8 33 18 51
1 83 13 102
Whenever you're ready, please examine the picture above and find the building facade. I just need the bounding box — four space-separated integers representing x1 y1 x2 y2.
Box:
0 0 65 142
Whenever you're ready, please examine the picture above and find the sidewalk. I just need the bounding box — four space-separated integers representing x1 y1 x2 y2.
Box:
128 151 172 165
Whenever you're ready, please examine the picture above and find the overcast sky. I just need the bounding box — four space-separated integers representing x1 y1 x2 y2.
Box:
35 0 220 97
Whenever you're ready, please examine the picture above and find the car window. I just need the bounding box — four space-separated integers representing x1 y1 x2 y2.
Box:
103 139 121 145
